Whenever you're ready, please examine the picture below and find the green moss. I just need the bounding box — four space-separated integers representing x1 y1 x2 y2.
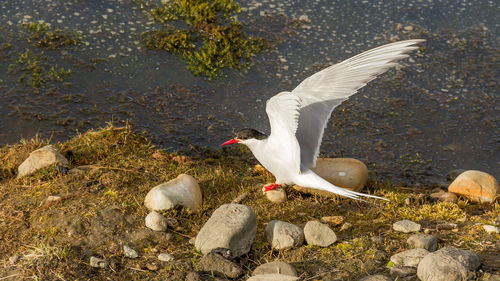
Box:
141 0 268 78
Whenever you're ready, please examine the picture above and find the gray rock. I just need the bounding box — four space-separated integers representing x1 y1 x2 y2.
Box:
393 220 421 233
303 221 337 247
198 252 243 279
158 253 174 262
407 234 438 252
144 174 202 212
145 211 169 232
390 265 416 277
252 261 298 276
185 271 203 281
429 190 458 203
483 225 499 234
248 274 299 281
17 145 69 178
340 222 353 231
358 274 392 281
195 204 256 257
390 248 429 267
123 245 138 258
417 246 481 281
89 256 108 268
265 220 304 250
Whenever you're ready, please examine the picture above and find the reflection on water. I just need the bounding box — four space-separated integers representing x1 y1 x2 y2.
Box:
0 0 498 184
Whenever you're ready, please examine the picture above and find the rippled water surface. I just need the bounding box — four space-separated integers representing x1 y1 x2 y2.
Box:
1 0 499 184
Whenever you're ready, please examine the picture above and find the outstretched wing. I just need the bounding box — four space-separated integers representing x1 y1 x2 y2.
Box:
293 39 425 170
265 91 302 174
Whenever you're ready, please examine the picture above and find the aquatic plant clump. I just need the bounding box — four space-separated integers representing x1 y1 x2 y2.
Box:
8 49 71 89
23 22 82 50
142 0 268 77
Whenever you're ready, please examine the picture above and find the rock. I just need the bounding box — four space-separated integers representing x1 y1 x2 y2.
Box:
185 271 203 281
145 211 170 232
436 222 457 230
248 274 299 281
407 234 438 252
158 253 174 262
265 220 304 250
417 246 481 281
144 174 202 212
430 190 458 203
293 158 368 196
390 264 417 277
340 222 353 231
359 274 392 281
89 256 108 268
404 25 414 31
263 186 287 203
17 145 69 178
483 225 499 234
123 245 138 258
393 220 421 233
198 252 243 279
145 263 158 271
195 204 256 257
390 248 429 267
321 215 344 226
448 170 499 203
252 261 298 276
303 221 337 247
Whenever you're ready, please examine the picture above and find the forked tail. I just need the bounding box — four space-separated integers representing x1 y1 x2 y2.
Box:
293 170 388 201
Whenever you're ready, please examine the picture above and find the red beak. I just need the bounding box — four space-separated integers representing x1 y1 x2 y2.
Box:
221 139 240 146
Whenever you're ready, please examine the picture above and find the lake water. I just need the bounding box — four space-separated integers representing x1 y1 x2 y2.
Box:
0 0 498 185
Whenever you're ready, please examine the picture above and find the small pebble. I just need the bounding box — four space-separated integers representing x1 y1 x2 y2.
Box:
483 225 499 234
90 256 108 268
321 216 344 226
393 220 421 233
146 263 158 271
158 253 175 262
123 245 138 258
340 222 352 231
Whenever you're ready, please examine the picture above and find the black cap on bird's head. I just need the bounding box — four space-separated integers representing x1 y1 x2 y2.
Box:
221 128 267 146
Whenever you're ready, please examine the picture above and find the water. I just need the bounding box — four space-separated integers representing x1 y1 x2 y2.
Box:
0 0 499 185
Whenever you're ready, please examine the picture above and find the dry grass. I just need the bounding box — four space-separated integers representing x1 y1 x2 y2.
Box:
0 125 498 280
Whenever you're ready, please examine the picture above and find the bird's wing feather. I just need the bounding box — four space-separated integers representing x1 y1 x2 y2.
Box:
265 91 302 174
292 39 425 170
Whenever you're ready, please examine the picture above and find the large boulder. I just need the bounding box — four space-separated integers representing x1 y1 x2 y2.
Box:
17 145 69 178
293 158 368 196
195 204 256 257
144 174 202 212
417 246 481 281
448 170 499 203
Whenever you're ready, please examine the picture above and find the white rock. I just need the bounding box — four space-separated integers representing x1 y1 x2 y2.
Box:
145 211 169 232
17 145 69 178
390 248 429 267
252 261 298 276
303 221 337 247
158 253 174 262
195 204 256 257
393 219 421 233
90 256 108 268
483 225 499 234
265 220 304 250
123 245 138 258
248 274 299 281
407 233 438 252
263 186 287 203
144 174 202 212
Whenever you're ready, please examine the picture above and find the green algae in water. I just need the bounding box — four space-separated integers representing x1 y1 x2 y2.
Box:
141 0 268 78
23 22 81 50
9 49 71 89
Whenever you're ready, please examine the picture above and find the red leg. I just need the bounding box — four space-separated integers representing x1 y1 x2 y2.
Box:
263 183 281 192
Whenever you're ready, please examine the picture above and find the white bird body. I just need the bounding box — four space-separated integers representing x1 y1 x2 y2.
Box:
222 39 425 200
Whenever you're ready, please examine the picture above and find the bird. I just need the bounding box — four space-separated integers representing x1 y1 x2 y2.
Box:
221 39 425 200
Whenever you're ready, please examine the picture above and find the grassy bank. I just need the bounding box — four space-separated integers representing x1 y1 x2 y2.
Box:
0 125 498 280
